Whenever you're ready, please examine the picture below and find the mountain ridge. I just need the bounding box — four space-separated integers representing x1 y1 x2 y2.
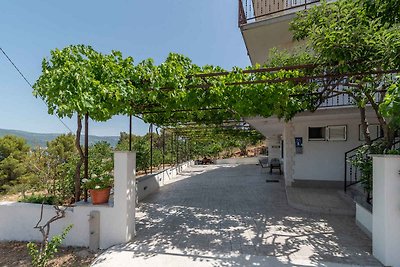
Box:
0 128 120 147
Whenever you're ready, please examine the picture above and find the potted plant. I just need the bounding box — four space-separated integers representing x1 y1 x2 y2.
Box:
82 173 113 205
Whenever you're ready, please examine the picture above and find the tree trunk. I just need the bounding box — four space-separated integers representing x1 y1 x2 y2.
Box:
74 114 84 202
360 106 372 145
84 113 89 202
365 92 394 149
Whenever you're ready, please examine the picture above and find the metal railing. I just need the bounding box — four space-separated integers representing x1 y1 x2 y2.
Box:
344 137 400 204
239 0 320 26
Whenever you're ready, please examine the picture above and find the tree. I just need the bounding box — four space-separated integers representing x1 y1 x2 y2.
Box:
0 135 30 192
289 0 400 149
33 45 134 201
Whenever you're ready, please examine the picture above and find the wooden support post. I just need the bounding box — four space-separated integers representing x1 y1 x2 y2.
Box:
129 114 132 152
171 132 174 166
84 112 89 202
176 134 179 165
150 124 153 174
162 129 165 170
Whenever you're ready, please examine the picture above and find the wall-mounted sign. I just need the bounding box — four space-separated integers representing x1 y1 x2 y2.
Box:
295 137 303 154
295 137 303 147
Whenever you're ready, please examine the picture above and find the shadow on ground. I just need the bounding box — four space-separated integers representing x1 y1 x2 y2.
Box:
93 164 380 267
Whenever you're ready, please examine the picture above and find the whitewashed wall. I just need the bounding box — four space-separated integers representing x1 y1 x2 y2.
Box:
372 155 400 267
0 157 195 249
355 203 372 238
137 161 194 201
287 109 379 183
291 116 364 181
249 108 379 184
0 152 136 249
215 157 259 165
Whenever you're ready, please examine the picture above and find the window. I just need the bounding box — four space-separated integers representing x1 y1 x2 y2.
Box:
327 125 347 141
359 124 382 141
308 127 326 141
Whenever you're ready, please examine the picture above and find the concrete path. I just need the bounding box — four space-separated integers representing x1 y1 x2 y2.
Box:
286 187 356 216
92 164 381 267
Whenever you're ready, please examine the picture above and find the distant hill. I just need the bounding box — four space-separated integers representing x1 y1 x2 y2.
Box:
0 128 120 147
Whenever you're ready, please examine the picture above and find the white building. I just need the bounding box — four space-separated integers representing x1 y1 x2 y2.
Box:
239 0 380 189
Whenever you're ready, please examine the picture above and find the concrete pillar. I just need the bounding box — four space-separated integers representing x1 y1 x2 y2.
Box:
372 155 400 267
283 122 295 186
113 151 136 242
268 135 281 159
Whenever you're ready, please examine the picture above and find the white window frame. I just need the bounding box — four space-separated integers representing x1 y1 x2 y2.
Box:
327 125 347 141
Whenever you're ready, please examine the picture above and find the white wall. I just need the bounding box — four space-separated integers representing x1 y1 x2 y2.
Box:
372 155 400 267
249 108 379 184
137 161 193 201
0 202 119 248
291 117 363 181
215 157 260 165
355 203 372 238
288 109 379 182
0 152 136 249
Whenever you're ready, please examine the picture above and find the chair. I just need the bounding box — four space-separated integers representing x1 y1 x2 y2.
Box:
269 158 282 174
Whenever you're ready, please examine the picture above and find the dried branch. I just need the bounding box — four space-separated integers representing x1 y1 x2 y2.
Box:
34 203 68 253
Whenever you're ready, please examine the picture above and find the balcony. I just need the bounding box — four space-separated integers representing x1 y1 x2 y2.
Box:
238 0 321 65
238 0 320 27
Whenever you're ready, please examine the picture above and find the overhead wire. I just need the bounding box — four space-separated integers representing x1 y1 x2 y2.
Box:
0 47 73 133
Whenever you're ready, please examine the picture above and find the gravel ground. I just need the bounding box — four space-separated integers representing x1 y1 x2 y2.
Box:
0 241 98 267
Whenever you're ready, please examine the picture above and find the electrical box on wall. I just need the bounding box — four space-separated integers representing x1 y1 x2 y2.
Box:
295 137 303 154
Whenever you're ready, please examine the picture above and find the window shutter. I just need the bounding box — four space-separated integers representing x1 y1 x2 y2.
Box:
327 126 347 141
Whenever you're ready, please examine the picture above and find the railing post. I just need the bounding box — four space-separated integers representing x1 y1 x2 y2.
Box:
344 153 347 192
176 134 179 165
129 114 132 152
150 124 153 174
162 129 165 170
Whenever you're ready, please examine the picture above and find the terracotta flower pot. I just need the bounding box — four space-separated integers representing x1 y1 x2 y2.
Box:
89 187 111 205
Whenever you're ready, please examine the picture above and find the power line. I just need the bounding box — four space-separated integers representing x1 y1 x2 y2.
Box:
0 47 73 133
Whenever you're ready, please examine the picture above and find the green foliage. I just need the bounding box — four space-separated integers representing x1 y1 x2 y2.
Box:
288 0 400 146
0 135 30 192
290 0 399 70
33 45 134 122
82 174 113 190
82 141 113 190
364 0 400 26
27 224 72 267
88 141 113 178
350 141 386 193
0 134 78 204
19 194 58 205
380 81 400 128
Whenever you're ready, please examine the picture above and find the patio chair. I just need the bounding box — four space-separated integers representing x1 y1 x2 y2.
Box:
269 158 282 174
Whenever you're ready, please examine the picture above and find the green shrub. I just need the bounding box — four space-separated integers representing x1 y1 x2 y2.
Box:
27 224 72 267
19 194 59 205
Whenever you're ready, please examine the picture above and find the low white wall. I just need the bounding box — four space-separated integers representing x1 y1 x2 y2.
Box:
215 157 259 165
355 203 372 238
0 202 117 248
137 161 194 201
372 155 400 267
0 152 136 250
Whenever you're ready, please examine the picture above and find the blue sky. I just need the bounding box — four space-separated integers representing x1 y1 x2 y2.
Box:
0 0 250 136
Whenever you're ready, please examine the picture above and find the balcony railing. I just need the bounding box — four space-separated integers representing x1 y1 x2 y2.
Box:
239 0 320 26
